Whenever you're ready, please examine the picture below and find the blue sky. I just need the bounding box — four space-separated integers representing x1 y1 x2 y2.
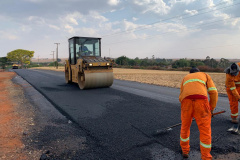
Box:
0 0 240 59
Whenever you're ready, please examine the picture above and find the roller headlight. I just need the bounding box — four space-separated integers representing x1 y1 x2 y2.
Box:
107 63 110 66
89 63 93 66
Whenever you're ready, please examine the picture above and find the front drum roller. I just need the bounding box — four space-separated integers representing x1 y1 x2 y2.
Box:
65 70 71 84
78 71 113 89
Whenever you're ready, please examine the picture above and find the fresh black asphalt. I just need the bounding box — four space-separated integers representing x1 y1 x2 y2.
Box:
14 69 240 159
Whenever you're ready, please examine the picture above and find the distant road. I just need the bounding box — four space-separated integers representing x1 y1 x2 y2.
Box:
14 69 237 159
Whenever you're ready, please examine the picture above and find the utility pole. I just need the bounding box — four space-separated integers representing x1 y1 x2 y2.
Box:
50 51 55 67
54 43 60 69
38 55 39 66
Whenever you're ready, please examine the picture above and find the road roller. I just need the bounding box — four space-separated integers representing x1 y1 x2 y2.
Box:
65 36 114 89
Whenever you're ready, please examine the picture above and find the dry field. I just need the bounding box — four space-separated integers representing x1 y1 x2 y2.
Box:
113 68 226 94
31 67 227 94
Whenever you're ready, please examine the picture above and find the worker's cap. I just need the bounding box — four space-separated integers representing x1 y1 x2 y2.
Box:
230 63 240 76
190 67 200 73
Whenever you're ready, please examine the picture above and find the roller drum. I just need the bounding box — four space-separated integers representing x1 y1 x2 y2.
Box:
78 72 113 89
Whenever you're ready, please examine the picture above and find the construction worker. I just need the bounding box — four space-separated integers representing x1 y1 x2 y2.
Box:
224 62 240 123
179 68 218 160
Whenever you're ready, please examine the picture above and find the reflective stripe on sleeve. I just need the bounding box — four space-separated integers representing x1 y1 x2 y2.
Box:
180 136 189 142
230 87 236 90
231 113 238 116
183 79 206 86
235 82 240 84
208 87 217 92
200 141 211 148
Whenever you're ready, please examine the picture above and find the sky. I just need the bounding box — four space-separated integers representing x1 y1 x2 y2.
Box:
0 0 240 59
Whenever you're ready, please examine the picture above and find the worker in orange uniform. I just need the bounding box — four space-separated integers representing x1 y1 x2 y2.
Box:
224 62 240 123
179 68 218 160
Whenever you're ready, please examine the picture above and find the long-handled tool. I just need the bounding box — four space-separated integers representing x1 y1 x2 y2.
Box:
152 110 226 136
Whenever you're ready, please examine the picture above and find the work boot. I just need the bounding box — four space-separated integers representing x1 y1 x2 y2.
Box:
182 153 189 159
231 118 238 124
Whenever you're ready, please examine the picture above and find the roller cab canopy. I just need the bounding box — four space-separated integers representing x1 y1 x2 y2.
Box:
68 36 101 65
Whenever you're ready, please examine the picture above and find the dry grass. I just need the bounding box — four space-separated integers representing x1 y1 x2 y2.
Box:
31 67 226 94
113 68 226 95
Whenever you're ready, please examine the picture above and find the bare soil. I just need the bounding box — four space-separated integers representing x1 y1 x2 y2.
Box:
0 72 41 159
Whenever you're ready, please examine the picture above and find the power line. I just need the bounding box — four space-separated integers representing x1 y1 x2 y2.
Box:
102 0 240 38
165 43 240 53
105 15 240 46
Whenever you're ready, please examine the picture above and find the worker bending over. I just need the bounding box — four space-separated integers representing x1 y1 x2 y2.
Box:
225 62 240 123
179 68 218 160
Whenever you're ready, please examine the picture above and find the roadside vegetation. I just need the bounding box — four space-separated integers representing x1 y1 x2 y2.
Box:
114 55 232 73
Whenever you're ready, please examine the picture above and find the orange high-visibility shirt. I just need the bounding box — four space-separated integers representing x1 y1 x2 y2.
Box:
179 72 218 110
225 62 240 100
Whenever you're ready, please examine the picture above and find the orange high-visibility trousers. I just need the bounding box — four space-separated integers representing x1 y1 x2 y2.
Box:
180 98 212 160
226 87 240 118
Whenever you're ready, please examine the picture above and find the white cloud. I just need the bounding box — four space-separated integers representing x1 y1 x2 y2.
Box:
28 16 45 25
48 24 60 30
184 9 198 15
132 17 138 21
0 31 18 40
155 22 187 33
213 11 230 20
62 12 82 25
231 18 240 26
20 25 31 31
23 0 43 3
134 0 171 15
65 24 75 34
90 11 108 22
206 0 215 7
183 0 196 4
123 19 139 31
108 0 120 6
222 0 233 4
76 27 98 36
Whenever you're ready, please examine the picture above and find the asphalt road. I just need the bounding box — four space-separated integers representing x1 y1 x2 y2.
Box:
14 69 240 159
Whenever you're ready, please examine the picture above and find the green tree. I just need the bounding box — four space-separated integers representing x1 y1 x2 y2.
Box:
0 57 8 69
218 58 230 68
134 57 141 66
7 49 34 68
115 56 130 65
172 59 190 68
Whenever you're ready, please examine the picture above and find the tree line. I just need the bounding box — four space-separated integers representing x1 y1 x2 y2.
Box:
114 55 232 72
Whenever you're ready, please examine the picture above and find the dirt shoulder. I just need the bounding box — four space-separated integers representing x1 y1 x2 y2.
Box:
0 72 40 159
0 71 103 159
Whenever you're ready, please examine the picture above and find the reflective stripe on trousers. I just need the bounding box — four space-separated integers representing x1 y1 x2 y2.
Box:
226 87 240 118
208 87 217 92
180 99 212 160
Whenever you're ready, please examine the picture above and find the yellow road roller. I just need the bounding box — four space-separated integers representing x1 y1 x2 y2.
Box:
65 36 114 89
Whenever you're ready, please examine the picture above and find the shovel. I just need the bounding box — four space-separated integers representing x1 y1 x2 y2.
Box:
152 110 226 136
